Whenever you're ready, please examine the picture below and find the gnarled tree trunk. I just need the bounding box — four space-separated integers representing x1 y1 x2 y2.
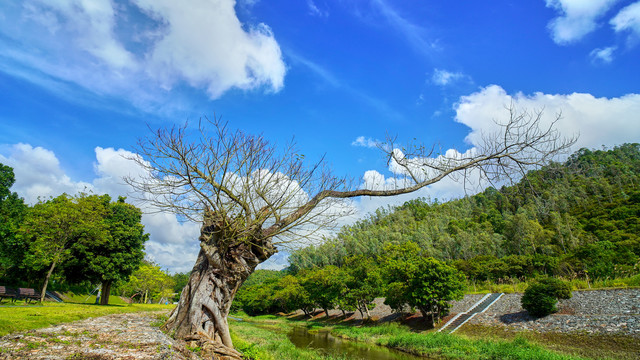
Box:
164 213 276 359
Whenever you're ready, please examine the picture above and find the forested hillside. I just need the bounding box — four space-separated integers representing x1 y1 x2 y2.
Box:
289 144 640 281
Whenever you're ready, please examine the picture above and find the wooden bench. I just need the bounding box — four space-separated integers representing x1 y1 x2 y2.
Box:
0 286 17 302
17 288 41 303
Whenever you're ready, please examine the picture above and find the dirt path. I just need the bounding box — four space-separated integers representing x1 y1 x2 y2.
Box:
0 311 200 360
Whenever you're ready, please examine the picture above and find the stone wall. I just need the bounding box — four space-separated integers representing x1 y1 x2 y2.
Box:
451 289 640 337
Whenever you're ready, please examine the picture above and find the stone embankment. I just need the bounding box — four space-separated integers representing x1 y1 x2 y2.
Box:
313 289 640 337
459 289 640 337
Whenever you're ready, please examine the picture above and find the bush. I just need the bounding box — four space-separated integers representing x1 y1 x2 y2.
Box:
521 277 572 317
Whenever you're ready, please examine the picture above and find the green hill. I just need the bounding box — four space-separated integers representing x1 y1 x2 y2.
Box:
289 144 640 282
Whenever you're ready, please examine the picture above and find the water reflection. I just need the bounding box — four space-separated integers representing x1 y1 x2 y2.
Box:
287 326 421 360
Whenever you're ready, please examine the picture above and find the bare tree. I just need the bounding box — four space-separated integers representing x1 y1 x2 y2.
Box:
126 106 574 358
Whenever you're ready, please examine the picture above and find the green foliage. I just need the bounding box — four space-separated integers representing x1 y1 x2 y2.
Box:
521 278 572 317
17 193 111 299
342 255 384 318
64 196 148 300
118 261 175 303
171 272 190 294
381 242 465 324
289 144 640 283
0 163 27 284
234 316 589 360
300 266 344 317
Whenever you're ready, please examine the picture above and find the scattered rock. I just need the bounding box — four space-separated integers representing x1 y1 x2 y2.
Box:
0 311 201 360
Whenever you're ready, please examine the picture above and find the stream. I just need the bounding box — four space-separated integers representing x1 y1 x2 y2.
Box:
287 326 423 360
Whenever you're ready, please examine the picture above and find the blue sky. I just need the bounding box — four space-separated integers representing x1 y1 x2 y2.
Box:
1 0 640 272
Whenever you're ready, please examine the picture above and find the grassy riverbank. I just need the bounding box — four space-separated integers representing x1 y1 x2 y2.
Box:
230 314 598 360
230 317 347 360
457 324 640 360
0 302 174 336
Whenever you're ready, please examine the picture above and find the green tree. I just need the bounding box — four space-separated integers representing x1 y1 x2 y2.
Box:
120 261 175 303
382 242 466 327
172 272 191 297
272 275 312 314
343 255 384 319
65 195 148 305
0 163 27 283
300 266 344 318
19 194 108 302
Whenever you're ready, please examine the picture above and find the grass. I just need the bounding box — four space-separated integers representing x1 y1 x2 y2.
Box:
230 317 347 360
465 274 640 294
457 324 640 360
0 301 175 336
230 314 599 360
331 323 588 360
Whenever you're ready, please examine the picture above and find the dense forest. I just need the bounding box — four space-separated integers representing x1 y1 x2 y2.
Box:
232 144 640 319
288 144 640 282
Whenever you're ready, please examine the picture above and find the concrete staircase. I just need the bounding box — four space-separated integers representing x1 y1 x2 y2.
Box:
438 292 503 334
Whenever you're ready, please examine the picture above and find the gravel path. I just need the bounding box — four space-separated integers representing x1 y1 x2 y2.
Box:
0 311 200 360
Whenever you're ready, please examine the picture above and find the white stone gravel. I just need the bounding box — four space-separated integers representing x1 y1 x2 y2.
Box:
0 311 200 360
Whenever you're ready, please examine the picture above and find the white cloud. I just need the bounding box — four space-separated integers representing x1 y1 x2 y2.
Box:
350 84 640 222
351 136 380 148
611 1 640 40
0 143 92 202
454 84 640 152
0 0 286 109
431 69 465 86
134 0 286 98
545 0 620 44
589 46 617 63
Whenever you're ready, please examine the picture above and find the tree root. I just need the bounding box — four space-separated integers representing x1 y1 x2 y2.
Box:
183 334 243 360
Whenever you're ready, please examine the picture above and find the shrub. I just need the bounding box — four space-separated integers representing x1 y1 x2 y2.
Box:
521 277 572 317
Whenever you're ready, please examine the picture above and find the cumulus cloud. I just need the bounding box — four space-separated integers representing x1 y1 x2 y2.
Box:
351 136 380 148
545 0 620 44
0 0 286 108
454 84 640 152
134 0 285 98
611 1 640 40
0 143 92 202
431 69 465 86
352 85 640 221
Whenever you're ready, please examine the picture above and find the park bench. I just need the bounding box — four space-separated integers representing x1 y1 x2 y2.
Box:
0 286 18 302
16 287 42 303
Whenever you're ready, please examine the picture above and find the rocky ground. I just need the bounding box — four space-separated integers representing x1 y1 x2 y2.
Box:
0 311 201 360
301 288 640 337
469 289 640 337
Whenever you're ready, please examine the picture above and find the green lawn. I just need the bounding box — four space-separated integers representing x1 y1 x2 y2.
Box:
0 301 175 336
